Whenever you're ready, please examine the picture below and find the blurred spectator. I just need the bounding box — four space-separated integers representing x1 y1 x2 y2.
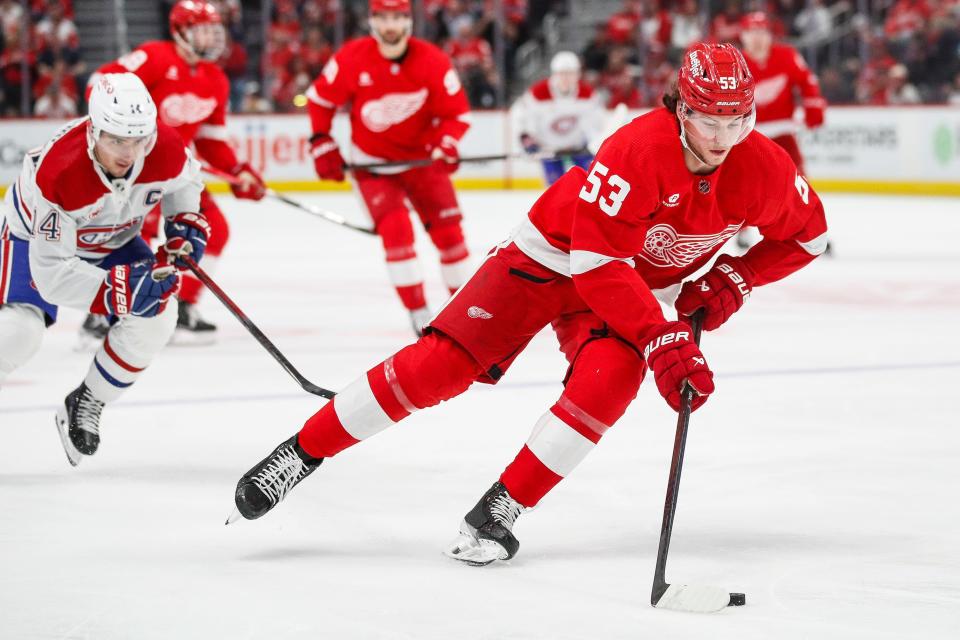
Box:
855 38 897 104
639 46 672 106
596 46 641 108
0 0 24 35
301 26 332 78
240 80 273 113
668 0 702 61
793 0 833 45
884 0 931 47
0 20 34 115
581 23 611 75
219 31 248 111
710 0 743 43
445 22 492 77
34 73 76 117
605 0 639 45
882 63 921 104
637 0 670 52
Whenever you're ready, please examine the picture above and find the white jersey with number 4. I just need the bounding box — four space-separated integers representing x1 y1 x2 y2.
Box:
1 117 202 309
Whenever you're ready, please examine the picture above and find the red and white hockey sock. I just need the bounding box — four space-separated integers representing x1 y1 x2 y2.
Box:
298 333 481 459
386 245 427 311
428 222 471 295
499 396 610 508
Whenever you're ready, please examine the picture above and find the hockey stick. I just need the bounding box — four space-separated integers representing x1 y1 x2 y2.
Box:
182 255 336 399
650 310 745 613
201 165 376 236
345 148 590 172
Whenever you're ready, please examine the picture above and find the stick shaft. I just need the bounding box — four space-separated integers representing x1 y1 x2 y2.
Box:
651 311 704 604
182 256 336 399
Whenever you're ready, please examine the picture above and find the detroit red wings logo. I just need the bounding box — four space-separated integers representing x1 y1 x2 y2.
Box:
360 89 429 132
638 223 742 268
160 93 218 127
754 74 788 106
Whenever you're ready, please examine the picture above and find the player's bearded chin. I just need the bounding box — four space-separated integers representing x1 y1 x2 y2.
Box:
370 14 412 51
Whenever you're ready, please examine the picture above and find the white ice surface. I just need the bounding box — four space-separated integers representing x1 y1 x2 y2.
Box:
1 192 959 639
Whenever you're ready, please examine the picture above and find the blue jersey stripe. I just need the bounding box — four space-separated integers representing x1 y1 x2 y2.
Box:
11 184 32 232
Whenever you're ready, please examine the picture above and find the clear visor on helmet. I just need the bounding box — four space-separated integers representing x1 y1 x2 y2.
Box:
178 22 227 61
678 100 756 147
92 130 157 169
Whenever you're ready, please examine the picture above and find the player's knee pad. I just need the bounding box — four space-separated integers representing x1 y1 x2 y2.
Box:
391 332 483 409
0 303 45 379
106 299 178 366
377 209 415 249
563 338 645 426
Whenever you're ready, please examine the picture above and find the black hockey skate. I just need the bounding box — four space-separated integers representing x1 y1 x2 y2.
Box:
172 302 217 346
444 482 526 566
75 313 110 351
228 435 322 523
54 383 105 467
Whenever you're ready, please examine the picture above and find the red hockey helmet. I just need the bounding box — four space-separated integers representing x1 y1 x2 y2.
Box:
369 0 411 14
170 0 225 61
677 42 755 117
740 11 772 32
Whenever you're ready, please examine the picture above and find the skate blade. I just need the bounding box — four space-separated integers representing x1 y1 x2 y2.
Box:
443 532 503 567
224 507 243 526
53 409 82 467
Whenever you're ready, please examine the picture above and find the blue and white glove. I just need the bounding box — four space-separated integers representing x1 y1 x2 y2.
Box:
90 261 180 318
161 212 211 269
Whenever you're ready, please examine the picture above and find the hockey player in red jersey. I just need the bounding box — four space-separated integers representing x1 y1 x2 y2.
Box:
306 0 473 335
0 73 208 466
230 43 829 565
739 11 826 173
83 0 266 345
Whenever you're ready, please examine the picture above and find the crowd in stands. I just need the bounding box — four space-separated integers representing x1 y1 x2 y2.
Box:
1 0 959 118
0 0 81 117
582 0 960 108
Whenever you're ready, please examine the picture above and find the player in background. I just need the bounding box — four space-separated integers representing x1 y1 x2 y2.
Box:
510 51 605 185
306 0 473 335
739 11 825 172
0 73 208 466
81 0 266 346
229 43 829 565
738 11 829 252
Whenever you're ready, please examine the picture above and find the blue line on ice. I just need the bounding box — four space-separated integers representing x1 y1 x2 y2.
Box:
2 359 958 416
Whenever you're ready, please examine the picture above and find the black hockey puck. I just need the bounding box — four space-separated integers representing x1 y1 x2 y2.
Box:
728 593 746 606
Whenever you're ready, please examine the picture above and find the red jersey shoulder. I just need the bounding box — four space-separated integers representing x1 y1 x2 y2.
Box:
602 108 679 166
409 37 454 64
725 131 797 195
577 80 594 99
35 121 109 211
529 79 551 101
770 43 805 72
335 36 378 66
138 122 188 184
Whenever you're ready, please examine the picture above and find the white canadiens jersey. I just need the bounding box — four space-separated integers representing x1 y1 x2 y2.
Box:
1 118 202 309
510 78 604 153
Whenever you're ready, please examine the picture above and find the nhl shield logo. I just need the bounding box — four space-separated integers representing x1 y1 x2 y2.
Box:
698 179 710 194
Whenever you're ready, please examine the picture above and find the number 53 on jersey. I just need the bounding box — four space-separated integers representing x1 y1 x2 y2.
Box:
578 162 631 217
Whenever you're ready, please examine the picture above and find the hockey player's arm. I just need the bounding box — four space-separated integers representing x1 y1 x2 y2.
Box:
193 72 242 173
792 49 826 127
27 206 109 309
87 45 162 100
741 172 829 286
429 62 472 145
306 54 353 136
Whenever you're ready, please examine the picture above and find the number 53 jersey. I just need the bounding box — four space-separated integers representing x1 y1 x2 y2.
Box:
514 107 828 293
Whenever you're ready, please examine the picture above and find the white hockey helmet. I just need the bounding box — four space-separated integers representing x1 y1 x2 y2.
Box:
550 51 581 75
88 73 158 141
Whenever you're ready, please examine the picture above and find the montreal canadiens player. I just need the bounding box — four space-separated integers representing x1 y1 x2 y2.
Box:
510 51 604 185
306 0 473 335
229 43 829 565
83 0 266 345
0 73 208 466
